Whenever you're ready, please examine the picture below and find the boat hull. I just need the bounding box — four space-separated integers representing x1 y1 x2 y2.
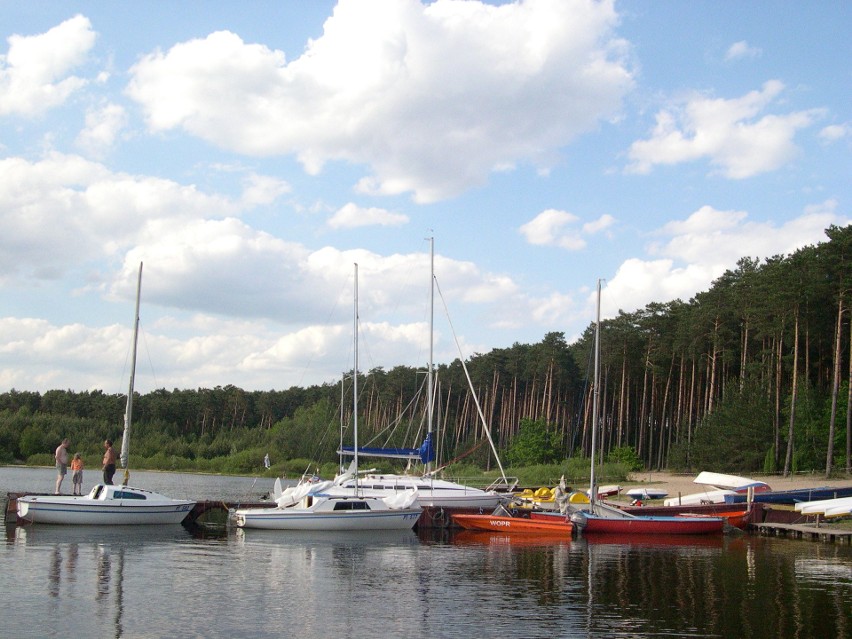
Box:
664 489 737 506
452 513 572 535
728 485 852 505
335 476 504 509
16 495 195 525
573 512 725 535
622 504 751 529
233 507 422 531
692 471 770 492
626 488 669 500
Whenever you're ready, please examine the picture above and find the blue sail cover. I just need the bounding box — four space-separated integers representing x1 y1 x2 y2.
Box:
339 433 435 464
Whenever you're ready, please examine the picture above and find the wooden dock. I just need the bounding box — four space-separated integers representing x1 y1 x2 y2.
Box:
752 522 852 544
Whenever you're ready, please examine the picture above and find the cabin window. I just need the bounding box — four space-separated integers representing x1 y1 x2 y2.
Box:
113 491 146 500
333 501 370 511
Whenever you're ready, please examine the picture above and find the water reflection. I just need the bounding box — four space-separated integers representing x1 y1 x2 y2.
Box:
17 526 127 638
442 530 852 639
4 514 851 639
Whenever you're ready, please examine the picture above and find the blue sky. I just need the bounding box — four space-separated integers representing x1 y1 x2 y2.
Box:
1 0 849 393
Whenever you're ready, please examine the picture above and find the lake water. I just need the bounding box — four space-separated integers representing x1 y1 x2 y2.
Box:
3 466 852 638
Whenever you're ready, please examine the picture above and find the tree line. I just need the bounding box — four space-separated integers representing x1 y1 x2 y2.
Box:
0 224 849 478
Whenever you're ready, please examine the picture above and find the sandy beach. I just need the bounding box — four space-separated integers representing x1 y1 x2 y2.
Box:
624 470 852 501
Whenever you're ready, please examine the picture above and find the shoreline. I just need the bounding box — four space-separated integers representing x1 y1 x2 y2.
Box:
626 470 852 501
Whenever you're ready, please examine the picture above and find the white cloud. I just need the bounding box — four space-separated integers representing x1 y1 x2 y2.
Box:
125 0 634 202
600 201 850 319
327 202 409 229
583 214 615 235
819 123 849 143
0 15 96 116
239 174 290 206
520 209 580 248
725 40 762 61
0 241 531 391
627 81 822 178
520 209 614 250
0 153 236 282
76 102 128 157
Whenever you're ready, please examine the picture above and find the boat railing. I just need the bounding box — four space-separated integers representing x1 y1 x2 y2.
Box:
485 476 520 493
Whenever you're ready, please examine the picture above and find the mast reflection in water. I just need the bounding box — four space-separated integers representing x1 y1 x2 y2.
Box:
2 466 850 639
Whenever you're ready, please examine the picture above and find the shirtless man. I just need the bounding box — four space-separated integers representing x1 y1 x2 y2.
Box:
54 438 70 494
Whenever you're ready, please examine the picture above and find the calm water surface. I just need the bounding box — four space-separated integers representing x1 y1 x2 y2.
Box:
3 467 851 639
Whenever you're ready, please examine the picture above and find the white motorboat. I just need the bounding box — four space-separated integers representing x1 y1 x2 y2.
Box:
17 263 196 525
232 480 421 531
233 264 422 531
16 484 195 525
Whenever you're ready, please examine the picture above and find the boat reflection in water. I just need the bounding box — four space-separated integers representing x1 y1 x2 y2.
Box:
12 524 194 639
446 528 850 639
450 530 574 548
4 485 850 639
17 526 136 638
582 532 727 549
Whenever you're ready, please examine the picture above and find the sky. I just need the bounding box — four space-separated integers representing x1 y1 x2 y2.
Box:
1 0 849 395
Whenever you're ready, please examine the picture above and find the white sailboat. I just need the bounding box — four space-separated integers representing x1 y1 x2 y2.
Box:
17 263 196 525
233 263 422 531
326 238 508 509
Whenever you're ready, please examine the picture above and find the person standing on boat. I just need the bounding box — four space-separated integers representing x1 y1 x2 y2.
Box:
102 439 117 485
71 453 84 495
54 438 70 494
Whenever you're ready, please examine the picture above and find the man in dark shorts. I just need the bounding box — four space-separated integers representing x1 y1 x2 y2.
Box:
102 439 117 485
54 438 70 494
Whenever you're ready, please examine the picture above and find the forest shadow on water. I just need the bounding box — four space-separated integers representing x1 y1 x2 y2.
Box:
3 468 851 639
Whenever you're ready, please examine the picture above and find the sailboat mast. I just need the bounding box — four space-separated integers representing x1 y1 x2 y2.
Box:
120 262 142 476
339 372 345 474
353 263 359 493
426 237 434 475
589 279 601 509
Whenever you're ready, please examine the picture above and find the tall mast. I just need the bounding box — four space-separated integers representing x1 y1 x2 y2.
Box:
339 372 345 474
589 279 601 510
120 261 142 481
353 263 359 493
426 237 434 475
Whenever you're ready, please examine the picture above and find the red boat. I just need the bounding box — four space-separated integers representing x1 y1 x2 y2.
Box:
452 512 573 535
571 511 725 535
622 503 751 529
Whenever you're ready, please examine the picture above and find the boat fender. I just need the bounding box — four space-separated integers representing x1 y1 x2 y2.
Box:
432 507 446 526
